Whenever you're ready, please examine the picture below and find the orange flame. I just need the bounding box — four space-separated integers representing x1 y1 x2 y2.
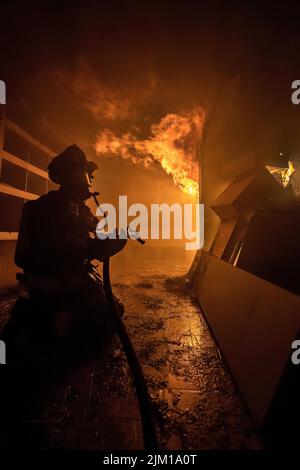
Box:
266 160 295 188
94 108 205 196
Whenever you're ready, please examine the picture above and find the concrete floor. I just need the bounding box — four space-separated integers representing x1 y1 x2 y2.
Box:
0 260 261 450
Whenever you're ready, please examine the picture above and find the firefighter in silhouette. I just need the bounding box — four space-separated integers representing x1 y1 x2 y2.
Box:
11 145 127 341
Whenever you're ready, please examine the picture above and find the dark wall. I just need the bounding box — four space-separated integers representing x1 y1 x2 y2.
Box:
201 1 300 248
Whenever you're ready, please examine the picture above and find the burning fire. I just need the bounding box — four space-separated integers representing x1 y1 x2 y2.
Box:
94 108 205 196
266 160 295 188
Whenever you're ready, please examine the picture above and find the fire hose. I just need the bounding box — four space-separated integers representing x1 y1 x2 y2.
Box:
91 192 158 450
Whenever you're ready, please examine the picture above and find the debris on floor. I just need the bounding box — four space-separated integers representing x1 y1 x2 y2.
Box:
0 261 261 450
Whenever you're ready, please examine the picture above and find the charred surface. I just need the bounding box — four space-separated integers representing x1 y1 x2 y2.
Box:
0 261 261 450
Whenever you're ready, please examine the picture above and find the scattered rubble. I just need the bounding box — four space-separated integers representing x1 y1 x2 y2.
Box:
0 261 261 449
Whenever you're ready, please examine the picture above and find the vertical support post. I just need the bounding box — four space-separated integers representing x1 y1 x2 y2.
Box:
0 104 6 178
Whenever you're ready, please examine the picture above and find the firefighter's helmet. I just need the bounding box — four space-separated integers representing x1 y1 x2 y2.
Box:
48 145 98 185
